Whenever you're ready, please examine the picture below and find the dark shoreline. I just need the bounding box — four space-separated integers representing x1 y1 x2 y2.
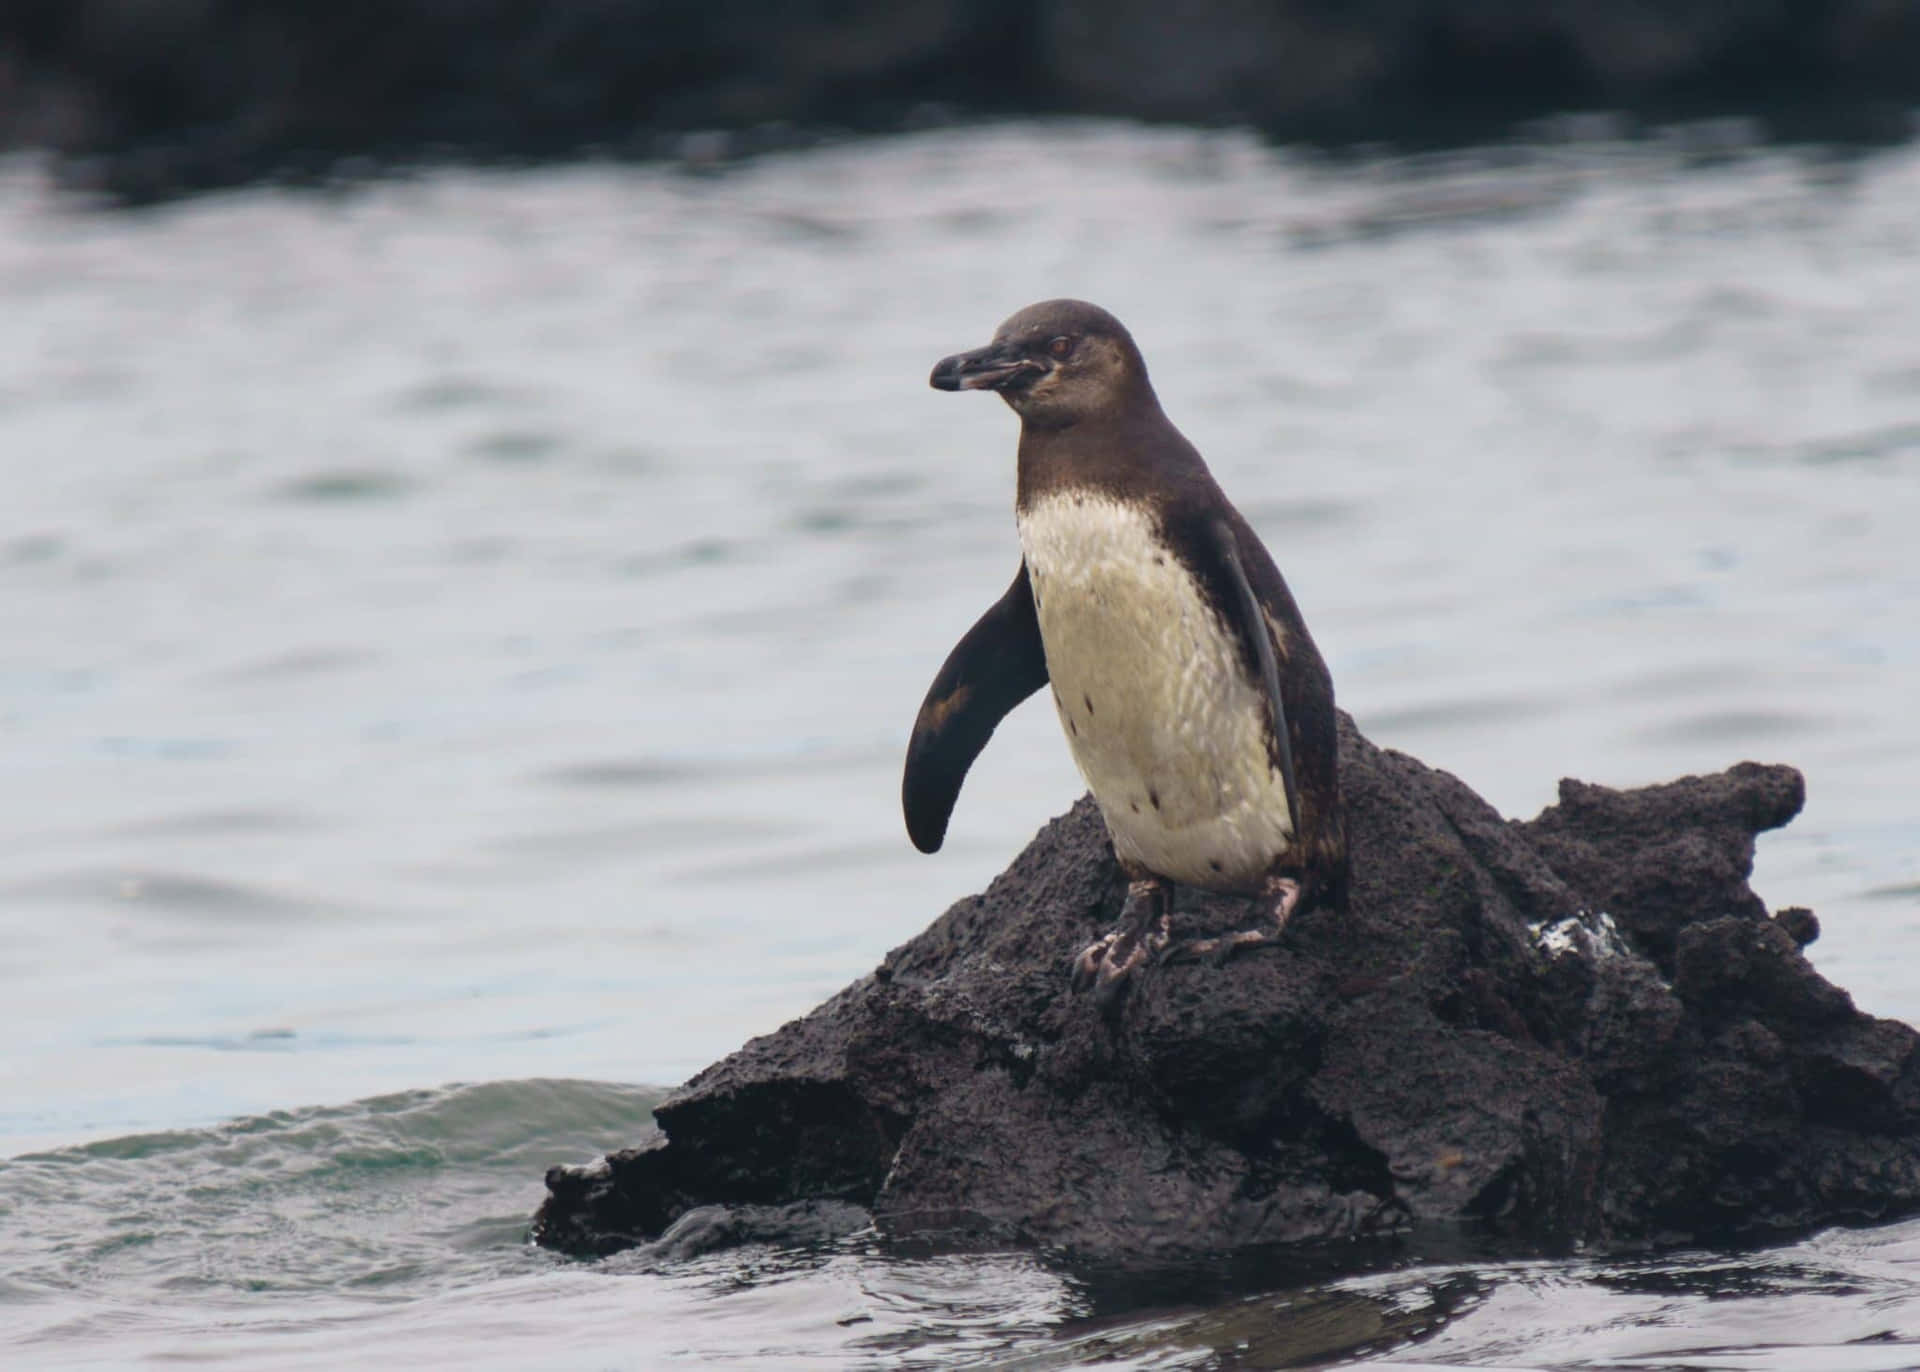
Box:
3 1 1917 204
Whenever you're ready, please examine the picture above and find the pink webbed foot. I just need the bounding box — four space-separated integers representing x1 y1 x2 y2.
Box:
1163 874 1303 967
1071 878 1172 1012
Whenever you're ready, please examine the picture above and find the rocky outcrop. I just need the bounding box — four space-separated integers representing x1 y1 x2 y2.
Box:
3 2 1918 201
535 716 1920 1263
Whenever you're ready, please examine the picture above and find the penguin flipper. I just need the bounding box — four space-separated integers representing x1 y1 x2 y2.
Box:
903 563 1049 853
1208 518 1302 836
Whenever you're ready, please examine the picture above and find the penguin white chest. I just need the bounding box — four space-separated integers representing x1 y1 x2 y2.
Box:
1015 490 1294 890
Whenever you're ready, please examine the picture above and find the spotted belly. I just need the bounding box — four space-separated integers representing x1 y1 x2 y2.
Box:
1016 491 1293 891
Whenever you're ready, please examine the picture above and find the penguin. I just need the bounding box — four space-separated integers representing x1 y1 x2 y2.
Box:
902 299 1347 1004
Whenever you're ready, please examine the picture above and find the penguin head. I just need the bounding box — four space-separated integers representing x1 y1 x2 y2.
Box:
930 299 1152 429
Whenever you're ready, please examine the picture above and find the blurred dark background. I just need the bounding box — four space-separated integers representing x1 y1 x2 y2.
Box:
4 0 1919 201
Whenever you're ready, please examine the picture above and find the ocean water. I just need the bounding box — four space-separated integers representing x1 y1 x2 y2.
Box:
2 120 1918 1367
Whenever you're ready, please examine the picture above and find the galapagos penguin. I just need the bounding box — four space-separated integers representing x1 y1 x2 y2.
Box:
903 299 1347 1003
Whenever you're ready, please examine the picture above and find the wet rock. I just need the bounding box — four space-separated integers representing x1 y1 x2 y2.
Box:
535 716 1920 1263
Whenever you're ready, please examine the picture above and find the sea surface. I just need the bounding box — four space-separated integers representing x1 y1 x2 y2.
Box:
2 120 1919 1368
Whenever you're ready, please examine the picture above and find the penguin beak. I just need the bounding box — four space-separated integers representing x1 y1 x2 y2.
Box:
930 342 1043 393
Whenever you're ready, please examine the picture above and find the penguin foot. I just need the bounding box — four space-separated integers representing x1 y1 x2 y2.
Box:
1071 877 1172 1009
1162 876 1303 968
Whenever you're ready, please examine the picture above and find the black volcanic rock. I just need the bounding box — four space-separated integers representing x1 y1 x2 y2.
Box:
4 1 1920 200
535 716 1920 1263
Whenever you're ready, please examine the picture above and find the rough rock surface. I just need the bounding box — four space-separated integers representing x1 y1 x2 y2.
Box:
536 715 1920 1263
4 2 1919 200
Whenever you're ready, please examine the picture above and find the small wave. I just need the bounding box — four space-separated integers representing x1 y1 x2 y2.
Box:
0 1079 663 1305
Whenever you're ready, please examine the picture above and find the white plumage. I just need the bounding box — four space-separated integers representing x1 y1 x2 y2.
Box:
1016 489 1293 889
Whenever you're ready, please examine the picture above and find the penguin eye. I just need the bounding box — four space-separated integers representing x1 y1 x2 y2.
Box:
1046 335 1074 360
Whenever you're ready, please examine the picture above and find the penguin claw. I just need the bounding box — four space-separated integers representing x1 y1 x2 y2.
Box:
1069 878 1172 1004
1069 936 1114 994
1071 928 1159 1006
1092 933 1161 1015
1090 966 1130 1017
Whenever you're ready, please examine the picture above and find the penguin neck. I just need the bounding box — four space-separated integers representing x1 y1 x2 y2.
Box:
1014 390 1205 512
